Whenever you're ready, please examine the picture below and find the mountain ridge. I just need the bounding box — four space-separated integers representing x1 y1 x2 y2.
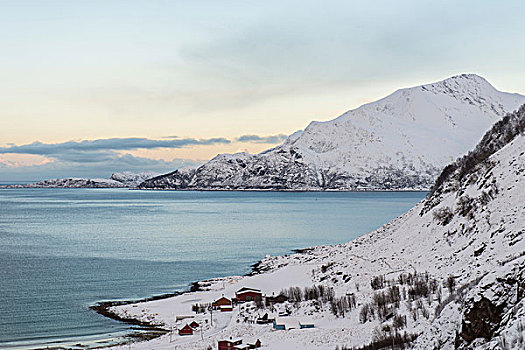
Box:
3 171 159 188
140 74 525 191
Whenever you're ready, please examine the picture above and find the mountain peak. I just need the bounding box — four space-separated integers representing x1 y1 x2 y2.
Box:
420 73 495 94
446 73 487 82
139 76 525 191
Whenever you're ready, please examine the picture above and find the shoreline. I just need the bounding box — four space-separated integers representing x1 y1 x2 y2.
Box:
88 252 297 348
1 185 429 193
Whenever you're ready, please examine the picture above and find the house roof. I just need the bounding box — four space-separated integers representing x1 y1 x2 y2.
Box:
218 338 243 344
236 287 262 295
274 317 300 329
213 296 232 303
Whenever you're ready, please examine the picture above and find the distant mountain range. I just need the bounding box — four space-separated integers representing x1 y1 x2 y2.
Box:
7 74 524 191
140 74 525 190
3 172 158 188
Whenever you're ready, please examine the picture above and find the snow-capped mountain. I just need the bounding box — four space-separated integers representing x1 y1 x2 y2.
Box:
110 171 160 187
102 104 525 350
140 74 525 190
5 171 159 188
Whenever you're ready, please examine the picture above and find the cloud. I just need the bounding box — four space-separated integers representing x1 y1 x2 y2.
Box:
237 134 288 144
0 136 229 181
0 153 203 182
0 137 230 156
0 134 290 181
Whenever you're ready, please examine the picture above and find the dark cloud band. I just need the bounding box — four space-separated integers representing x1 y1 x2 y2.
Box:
0 137 231 156
237 134 288 144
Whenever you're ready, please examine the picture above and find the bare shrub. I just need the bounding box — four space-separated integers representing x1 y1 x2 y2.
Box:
446 275 456 294
359 303 374 323
340 331 418 350
456 195 476 218
433 206 454 225
371 275 386 290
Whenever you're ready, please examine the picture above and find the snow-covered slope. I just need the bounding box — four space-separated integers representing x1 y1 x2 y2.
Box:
140 74 525 191
110 171 160 187
5 171 159 188
102 105 525 349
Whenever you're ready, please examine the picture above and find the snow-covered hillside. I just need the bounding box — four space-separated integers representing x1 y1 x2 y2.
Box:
140 74 525 191
101 105 525 349
4 171 159 188
110 171 160 187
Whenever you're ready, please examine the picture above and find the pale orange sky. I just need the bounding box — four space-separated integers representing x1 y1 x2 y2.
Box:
1 1 524 180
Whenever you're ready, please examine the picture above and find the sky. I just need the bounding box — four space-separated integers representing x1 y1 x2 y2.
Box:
1 0 524 181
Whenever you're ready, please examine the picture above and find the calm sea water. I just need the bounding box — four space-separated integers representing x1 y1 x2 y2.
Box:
0 189 426 349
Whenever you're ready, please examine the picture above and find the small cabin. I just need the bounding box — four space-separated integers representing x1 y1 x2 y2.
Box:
265 293 288 304
212 296 232 308
235 287 262 302
218 338 243 350
189 321 199 329
273 317 314 330
273 317 299 330
178 324 194 336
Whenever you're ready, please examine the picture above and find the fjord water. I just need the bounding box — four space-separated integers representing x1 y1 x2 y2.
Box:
0 189 425 349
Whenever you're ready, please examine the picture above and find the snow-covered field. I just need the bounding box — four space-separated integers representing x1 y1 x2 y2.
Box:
102 107 525 349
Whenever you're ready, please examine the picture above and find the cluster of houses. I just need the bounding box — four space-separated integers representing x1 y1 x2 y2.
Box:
178 320 200 336
177 286 314 348
209 287 315 332
210 287 288 313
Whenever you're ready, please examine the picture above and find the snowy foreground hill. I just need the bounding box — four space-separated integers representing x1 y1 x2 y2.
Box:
140 74 525 191
101 106 525 349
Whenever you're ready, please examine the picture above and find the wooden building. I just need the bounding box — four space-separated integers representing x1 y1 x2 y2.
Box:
217 338 261 350
235 287 262 302
265 293 288 304
178 324 194 336
218 338 242 350
212 296 232 308
273 317 314 330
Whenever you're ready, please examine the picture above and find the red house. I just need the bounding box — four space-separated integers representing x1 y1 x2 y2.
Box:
212 296 232 308
218 338 242 350
178 324 193 336
265 293 288 304
235 287 262 302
